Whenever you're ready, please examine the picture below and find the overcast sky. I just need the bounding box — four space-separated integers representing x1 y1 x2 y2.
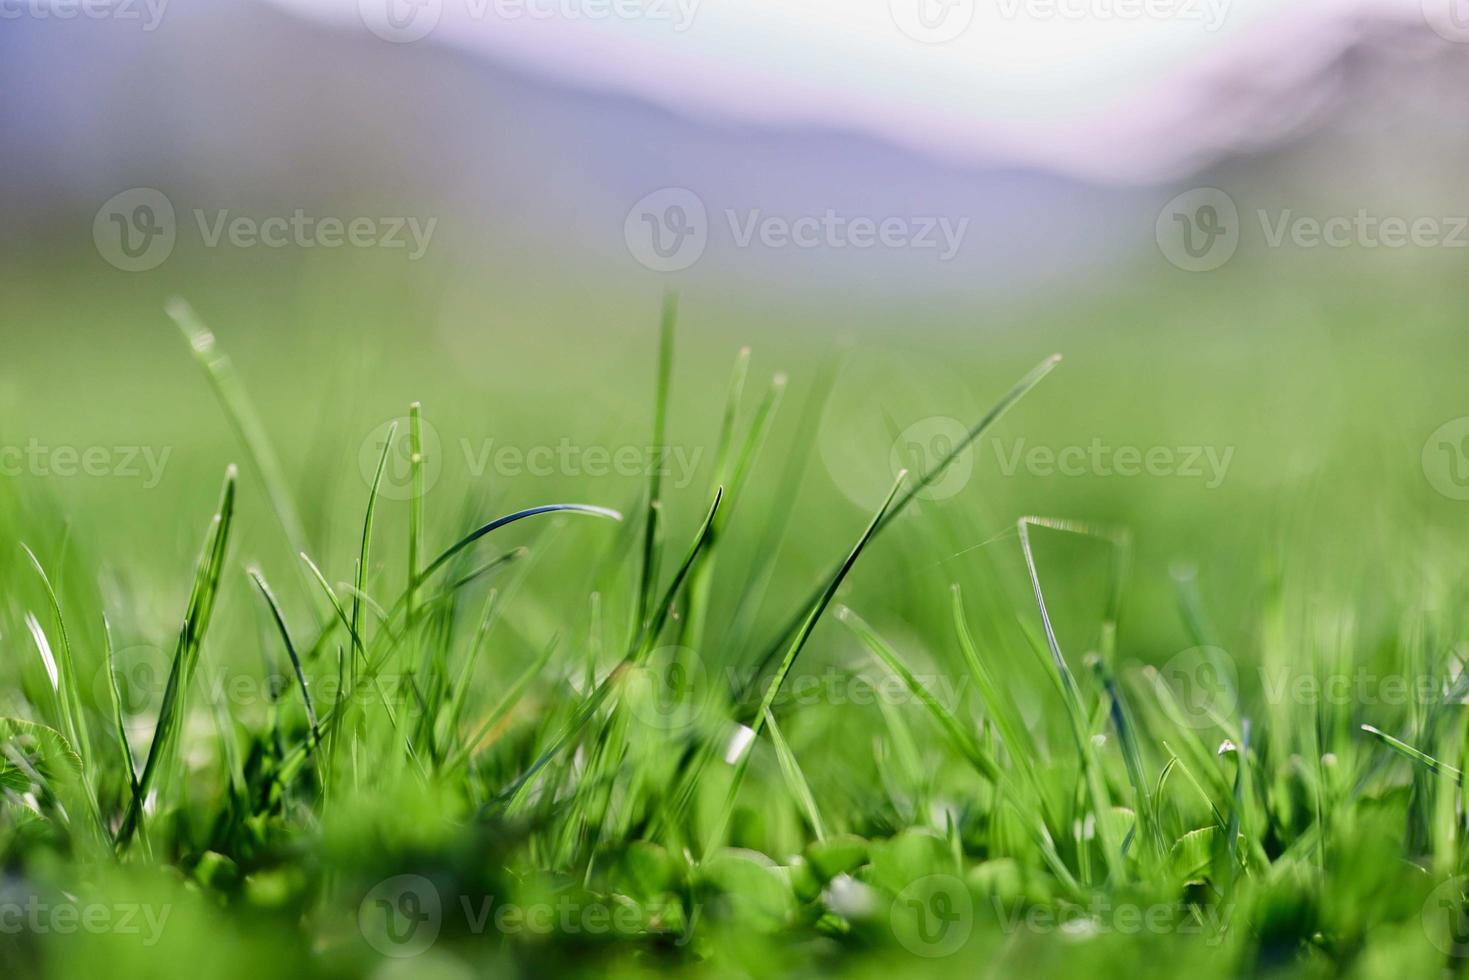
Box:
278 0 1430 180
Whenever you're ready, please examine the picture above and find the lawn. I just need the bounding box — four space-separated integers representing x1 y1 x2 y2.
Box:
2 250 1468 979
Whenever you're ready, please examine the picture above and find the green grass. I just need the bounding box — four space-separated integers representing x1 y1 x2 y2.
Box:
4 289 1469 980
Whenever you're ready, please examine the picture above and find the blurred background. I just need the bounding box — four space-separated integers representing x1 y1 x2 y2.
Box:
3 0 1468 678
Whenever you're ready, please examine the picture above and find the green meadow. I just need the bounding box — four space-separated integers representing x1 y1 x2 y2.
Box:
3 245 1469 979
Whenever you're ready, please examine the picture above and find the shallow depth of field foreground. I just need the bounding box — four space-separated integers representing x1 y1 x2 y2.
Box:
1 288 1468 980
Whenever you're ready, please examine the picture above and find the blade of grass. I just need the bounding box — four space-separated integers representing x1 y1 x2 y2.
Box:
837 604 998 782
406 402 425 645
951 584 1036 768
352 421 395 687
20 545 91 767
1361 724 1463 783
764 708 826 841
707 470 906 853
1016 515 1126 884
416 504 622 586
99 615 138 801
445 636 563 773
495 488 722 808
679 347 749 649
166 299 309 562
116 465 237 851
248 568 320 740
637 293 678 630
742 354 1061 698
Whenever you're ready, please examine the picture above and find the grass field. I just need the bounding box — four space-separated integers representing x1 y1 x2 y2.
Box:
3 247 1469 979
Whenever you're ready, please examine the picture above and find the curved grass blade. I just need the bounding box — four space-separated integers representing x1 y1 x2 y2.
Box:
20 544 91 764
248 568 320 738
416 504 622 587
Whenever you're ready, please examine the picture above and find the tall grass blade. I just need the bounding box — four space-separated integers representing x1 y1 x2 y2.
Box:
117 465 237 850
20 544 91 765
708 470 905 852
249 568 320 738
744 355 1061 694
637 293 677 629
167 299 309 561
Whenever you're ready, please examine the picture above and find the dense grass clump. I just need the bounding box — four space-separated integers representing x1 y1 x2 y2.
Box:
2 299 1468 980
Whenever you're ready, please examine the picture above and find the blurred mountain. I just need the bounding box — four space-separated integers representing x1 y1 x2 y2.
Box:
0 2 1463 294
